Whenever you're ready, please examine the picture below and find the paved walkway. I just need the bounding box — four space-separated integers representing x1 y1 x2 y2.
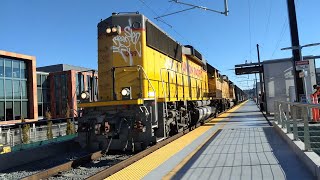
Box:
144 101 314 180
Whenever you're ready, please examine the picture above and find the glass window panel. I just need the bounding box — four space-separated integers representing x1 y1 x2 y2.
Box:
0 101 4 121
37 88 42 102
14 101 21 120
76 73 79 95
61 74 67 99
56 101 60 116
87 75 91 91
21 81 28 99
6 101 13 120
13 80 21 99
62 100 67 114
5 80 13 99
95 77 98 96
43 103 50 113
37 74 41 87
0 79 4 99
38 103 43 117
22 101 28 118
41 74 48 87
80 74 84 92
54 75 60 115
0 59 4 77
21 62 27 79
12 60 20 78
5 60 12 77
43 89 49 103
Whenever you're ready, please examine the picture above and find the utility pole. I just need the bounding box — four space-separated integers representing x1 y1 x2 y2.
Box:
287 0 303 102
256 44 263 96
254 73 258 104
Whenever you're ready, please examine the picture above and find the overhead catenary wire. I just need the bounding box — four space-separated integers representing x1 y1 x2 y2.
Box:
138 0 193 44
271 18 288 58
262 0 273 46
247 0 252 61
138 0 173 27
137 0 226 71
269 0 303 59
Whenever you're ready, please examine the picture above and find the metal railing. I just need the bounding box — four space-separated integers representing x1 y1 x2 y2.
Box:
273 101 320 152
0 118 78 149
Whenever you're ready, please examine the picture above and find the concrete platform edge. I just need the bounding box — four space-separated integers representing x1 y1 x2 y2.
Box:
272 121 320 180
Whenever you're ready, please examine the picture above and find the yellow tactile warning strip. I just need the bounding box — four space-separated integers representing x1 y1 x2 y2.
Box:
106 101 247 180
162 124 226 180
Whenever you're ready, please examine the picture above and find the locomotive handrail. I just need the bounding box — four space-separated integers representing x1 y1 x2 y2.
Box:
136 65 156 98
160 68 207 97
160 68 169 117
111 65 158 126
111 65 156 99
160 68 208 117
136 65 159 126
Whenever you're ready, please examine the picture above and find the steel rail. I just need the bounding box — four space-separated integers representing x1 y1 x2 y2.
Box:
21 151 105 180
85 127 191 180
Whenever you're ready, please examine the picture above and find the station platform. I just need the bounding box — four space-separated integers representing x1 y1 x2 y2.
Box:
108 101 314 180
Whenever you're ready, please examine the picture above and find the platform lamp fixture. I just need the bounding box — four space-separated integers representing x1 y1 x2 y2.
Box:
281 42 320 103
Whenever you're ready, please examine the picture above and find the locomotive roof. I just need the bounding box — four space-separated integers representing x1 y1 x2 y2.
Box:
99 12 181 46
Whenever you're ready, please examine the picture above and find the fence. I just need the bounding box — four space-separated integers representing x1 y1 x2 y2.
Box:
0 118 77 150
274 101 320 153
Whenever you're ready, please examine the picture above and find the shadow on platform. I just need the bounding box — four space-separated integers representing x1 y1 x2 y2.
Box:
171 127 314 180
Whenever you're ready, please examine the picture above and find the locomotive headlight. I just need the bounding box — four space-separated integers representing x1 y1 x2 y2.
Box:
106 27 112 34
121 88 130 96
121 87 131 100
112 26 117 33
80 91 90 100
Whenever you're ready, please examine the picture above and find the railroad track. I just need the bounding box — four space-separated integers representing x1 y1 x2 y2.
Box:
0 150 88 180
21 126 194 180
21 107 237 180
85 110 229 180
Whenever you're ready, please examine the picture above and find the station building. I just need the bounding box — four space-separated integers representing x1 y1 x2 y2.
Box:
0 50 98 124
37 64 98 119
0 50 37 124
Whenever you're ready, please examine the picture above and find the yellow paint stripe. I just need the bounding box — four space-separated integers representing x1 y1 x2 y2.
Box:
106 101 247 180
78 99 144 108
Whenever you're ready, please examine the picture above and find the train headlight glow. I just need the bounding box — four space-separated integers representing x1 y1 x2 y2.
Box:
121 87 131 100
112 26 117 33
106 28 111 34
80 91 90 100
121 88 130 96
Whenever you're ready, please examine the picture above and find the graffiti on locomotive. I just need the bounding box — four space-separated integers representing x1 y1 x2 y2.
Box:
112 20 142 66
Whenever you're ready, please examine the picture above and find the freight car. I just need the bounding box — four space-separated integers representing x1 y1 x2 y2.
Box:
76 12 246 151
207 64 232 113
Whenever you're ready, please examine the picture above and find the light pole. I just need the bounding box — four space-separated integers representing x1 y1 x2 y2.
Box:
281 43 320 103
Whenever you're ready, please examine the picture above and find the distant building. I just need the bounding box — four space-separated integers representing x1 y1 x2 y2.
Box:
0 50 98 125
37 64 98 119
36 64 93 73
0 50 37 124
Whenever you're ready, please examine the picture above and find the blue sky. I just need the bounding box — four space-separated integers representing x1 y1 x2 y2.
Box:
1 0 319 90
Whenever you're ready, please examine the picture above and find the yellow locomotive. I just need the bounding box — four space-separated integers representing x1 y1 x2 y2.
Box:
77 12 245 151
